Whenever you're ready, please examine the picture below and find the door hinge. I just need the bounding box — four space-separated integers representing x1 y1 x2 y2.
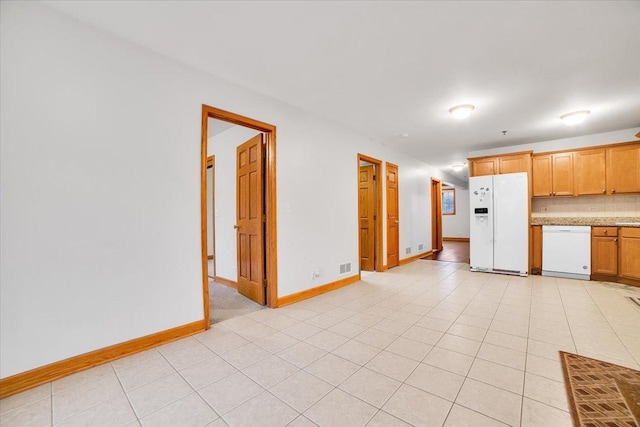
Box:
262 214 266 223
263 279 268 288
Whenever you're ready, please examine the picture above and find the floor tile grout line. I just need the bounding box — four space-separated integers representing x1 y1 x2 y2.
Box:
111 362 145 425
519 275 534 427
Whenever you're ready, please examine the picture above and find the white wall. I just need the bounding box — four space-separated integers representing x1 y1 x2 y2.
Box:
208 126 261 281
442 189 470 238
468 127 640 158
0 2 455 378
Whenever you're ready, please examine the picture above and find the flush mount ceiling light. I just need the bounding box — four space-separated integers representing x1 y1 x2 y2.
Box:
560 110 590 125
451 163 466 172
449 104 475 120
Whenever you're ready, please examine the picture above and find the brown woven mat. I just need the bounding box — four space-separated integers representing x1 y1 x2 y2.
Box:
560 351 640 427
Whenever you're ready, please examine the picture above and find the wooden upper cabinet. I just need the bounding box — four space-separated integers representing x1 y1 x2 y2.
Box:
532 153 574 197
607 143 640 194
575 149 606 195
551 152 574 196
499 153 530 175
532 155 553 197
471 158 497 176
469 152 530 177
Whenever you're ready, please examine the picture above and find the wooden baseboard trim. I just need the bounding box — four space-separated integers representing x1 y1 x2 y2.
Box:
213 276 237 289
278 274 360 307
380 265 388 272
443 237 470 242
0 320 205 399
399 251 434 266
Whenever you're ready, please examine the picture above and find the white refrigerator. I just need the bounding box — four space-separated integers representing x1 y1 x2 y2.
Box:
469 172 528 276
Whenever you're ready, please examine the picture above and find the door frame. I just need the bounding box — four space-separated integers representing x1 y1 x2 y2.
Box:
431 178 443 252
201 105 278 328
357 154 383 272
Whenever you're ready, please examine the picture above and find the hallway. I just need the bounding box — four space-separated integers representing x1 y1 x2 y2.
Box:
423 240 470 264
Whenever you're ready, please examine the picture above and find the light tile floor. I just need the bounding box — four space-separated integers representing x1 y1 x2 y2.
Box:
2 260 640 427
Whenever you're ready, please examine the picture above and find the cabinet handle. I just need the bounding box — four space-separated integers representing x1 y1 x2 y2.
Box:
604 230 608 234
549 192 552 196
612 189 616 193
602 189 605 193
614 238 617 242
553 192 556 195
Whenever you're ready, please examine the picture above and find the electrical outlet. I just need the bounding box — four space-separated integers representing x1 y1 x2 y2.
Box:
540 207 548 212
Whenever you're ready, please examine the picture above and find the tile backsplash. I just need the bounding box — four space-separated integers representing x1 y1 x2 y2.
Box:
532 195 640 218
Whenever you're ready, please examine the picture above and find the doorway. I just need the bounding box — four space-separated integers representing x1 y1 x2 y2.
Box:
357 154 383 272
431 178 443 252
201 105 278 327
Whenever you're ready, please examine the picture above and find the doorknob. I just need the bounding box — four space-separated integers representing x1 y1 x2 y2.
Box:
233 225 239 229
395 220 399 224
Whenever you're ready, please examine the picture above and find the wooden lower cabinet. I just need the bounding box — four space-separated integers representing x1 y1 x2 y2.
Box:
591 227 617 277
619 228 640 282
531 226 542 274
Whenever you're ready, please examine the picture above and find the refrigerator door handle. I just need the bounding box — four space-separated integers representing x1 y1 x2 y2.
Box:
493 193 497 243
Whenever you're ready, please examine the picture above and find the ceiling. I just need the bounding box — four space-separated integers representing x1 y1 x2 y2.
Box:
45 1 640 181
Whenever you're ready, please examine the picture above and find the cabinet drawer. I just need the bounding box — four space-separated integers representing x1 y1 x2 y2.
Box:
592 227 618 237
621 228 640 238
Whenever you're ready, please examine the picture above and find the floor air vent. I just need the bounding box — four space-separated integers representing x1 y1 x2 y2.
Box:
339 263 352 275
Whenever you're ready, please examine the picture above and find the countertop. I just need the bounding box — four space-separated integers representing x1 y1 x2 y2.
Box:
531 217 640 227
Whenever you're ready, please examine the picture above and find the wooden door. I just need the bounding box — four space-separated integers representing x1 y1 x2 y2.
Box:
575 149 606 195
471 158 497 177
607 144 640 194
532 155 553 197
207 156 216 277
236 134 265 305
386 163 399 268
431 178 443 252
499 154 529 174
359 165 375 271
551 152 574 196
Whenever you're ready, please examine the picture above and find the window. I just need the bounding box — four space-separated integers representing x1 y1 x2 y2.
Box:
442 188 456 215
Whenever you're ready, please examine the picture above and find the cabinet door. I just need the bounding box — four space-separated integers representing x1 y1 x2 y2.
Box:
552 152 575 196
532 155 553 197
471 158 497 177
620 228 640 280
607 144 640 194
591 236 617 276
575 149 606 195
499 154 529 175
531 226 542 273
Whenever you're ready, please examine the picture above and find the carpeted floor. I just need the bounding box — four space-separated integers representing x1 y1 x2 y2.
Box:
209 279 264 324
560 351 640 427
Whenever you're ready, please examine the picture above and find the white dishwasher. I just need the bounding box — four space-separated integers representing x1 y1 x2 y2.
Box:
542 225 591 280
